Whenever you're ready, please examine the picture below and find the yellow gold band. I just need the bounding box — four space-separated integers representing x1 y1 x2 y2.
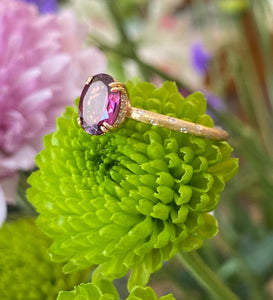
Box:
127 106 229 141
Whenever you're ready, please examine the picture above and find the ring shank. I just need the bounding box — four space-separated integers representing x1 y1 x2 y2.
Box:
126 107 229 141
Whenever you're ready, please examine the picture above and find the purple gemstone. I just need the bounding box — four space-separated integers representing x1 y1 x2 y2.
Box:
78 74 121 135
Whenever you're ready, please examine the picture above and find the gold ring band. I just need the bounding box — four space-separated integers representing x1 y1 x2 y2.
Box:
126 106 228 141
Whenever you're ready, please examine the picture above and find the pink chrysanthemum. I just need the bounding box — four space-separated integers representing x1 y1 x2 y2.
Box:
0 0 106 205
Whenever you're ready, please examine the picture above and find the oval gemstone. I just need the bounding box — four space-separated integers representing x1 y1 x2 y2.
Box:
78 73 121 135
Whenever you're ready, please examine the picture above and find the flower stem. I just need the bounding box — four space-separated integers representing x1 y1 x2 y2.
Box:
176 251 241 300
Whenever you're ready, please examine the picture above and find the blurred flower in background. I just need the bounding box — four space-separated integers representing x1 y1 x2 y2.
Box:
0 0 106 219
19 0 58 14
190 42 211 75
71 0 237 90
0 218 89 299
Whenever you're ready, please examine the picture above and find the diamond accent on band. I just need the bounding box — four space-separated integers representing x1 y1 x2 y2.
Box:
180 127 188 133
130 109 146 120
137 109 145 115
150 119 157 125
195 124 203 131
131 111 141 119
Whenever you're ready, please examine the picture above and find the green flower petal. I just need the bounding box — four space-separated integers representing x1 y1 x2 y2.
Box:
28 79 238 289
58 281 176 300
58 280 119 300
128 286 176 300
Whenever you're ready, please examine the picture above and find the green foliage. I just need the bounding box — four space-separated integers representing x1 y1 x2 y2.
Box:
218 0 249 14
28 79 238 289
58 280 119 300
0 218 88 300
128 286 175 300
58 280 175 300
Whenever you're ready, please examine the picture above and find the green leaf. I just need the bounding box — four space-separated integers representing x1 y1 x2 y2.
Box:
128 264 151 291
156 172 175 188
179 147 194 163
57 280 119 300
151 203 171 220
119 197 139 215
186 92 207 115
154 221 173 248
177 185 192 204
208 158 239 181
145 249 164 273
160 295 176 300
127 286 176 300
129 217 154 238
197 213 218 238
195 114 214 127
111 212 141 227
154 186 174 204
139 174 157 189
180 235 204 251
57 291 77 300
147 142 166 160
136 199 154 216
97 279 120 299
99 224 127 240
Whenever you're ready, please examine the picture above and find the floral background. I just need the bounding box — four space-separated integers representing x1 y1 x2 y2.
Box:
0 0 273 299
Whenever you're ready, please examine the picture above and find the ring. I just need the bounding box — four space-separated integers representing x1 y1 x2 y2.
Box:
78 73 229 141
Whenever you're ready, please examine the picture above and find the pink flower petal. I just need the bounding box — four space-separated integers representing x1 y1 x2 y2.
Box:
40 53 71 78
0 145 37 171
18 88 53 111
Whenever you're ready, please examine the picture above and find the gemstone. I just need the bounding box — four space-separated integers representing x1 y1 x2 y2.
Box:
78 74 121 135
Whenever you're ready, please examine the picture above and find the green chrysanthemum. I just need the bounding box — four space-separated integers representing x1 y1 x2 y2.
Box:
28 79 238 288
58 280 175 300
0 218 88 299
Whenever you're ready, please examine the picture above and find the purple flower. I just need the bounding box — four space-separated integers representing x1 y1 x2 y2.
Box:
203 91 226 121
0 0 106 204
18 0 58 14
204 91 225 111
190 42 211 75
